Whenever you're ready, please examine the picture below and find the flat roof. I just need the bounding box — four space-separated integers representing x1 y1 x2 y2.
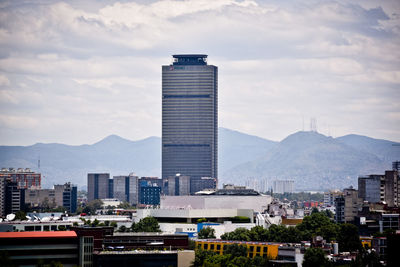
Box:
0 231 77 238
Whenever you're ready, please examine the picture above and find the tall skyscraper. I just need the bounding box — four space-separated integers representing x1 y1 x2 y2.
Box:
162 54 218 190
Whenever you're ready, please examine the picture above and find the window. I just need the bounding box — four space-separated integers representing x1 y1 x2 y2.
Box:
249 246 254 252
216 245 221 250
34 226 41 231
223 245 227 251
263 246 268 253
210 244 214 250
43 225 49 231
256 246 261 252
204 244 208 250
198 244 202 249
25 226 34 231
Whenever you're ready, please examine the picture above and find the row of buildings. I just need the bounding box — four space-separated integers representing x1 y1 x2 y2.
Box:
87 173 217 206
0 228 193 267
0 168 77 217
321 165 400 242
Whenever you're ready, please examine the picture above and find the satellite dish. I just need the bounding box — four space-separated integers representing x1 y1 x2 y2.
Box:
26 216 31 220
52 216 60 221
6 214 16 221
41 217 51 222
0 218 3 222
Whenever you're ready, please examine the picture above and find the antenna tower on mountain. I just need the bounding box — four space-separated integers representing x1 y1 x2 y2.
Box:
310 118 317 132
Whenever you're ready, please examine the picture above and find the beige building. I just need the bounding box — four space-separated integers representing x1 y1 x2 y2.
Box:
25 183 75 209
335 187 361 223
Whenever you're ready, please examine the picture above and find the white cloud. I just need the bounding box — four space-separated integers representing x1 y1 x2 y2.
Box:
0 0 399 145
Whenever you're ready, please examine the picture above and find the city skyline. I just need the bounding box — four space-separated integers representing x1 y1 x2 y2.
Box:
0 0 399 146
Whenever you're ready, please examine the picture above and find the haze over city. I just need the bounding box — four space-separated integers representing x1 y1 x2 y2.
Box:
0 0 399 146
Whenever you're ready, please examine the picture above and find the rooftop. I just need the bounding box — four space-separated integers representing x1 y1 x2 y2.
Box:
172 54 208 66
211 189 260 196
0 231 77 238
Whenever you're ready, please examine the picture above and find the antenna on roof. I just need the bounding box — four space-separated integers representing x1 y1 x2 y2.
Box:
38 155 40 169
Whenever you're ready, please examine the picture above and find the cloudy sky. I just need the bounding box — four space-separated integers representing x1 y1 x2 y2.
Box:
0 0 399 146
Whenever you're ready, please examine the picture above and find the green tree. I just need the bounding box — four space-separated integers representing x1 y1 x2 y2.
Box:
13 210 27 221
303 248 329 267
324 209 334 218
117 201 135 209
311 207 319 214
229 256 250 267
223 244 247 258
191 249 216 267
131 216 161 232
118 225 127 232
91 219 100 227
82 199 103 215
248 226 268 241
353 248 383 267
337 223 361 252
267 224 302 243
198 227 216 239
203 254 230 267
297 212 337 241
315 224 339 243
197 218 207 223
221 228 250 241
228 216 250 223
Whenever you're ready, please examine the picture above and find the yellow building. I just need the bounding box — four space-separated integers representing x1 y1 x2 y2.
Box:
195 239 280 259
360 236 372 248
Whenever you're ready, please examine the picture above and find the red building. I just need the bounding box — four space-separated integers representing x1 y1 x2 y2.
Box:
0 168 41 189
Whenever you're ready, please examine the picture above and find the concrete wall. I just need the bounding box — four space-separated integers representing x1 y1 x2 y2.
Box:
135 208 254 223
178 250 195 267
161 195 271 213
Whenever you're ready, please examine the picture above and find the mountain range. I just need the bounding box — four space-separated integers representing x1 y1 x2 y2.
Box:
0 128 399 191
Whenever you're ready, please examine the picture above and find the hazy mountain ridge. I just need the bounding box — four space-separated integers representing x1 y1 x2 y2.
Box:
0 129 398 190
220 131 399 190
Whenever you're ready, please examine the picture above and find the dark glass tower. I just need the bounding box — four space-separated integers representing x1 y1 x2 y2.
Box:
162 54 218 189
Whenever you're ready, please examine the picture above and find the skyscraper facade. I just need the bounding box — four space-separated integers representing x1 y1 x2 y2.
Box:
162 54 218 189
87 173 110 202
113 174 139 205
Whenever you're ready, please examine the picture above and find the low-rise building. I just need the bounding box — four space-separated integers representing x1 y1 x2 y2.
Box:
25 183 77 213
195 239 280 259
137 208 254 224
0 231 79 266
161 190 271 213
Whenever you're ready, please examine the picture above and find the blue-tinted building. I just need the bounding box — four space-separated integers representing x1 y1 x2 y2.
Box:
162 54 218 193
139 179 161 205
61 183 77 213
